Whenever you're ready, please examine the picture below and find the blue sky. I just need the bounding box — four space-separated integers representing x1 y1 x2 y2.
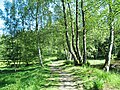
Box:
0 0 12 35
0 0 5 34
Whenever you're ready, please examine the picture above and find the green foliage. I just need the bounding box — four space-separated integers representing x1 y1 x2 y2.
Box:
117 51 120 59
64 63 120 90
94 79 104 90
83 81 94 90
0 65 59 90
64 60 73 65
0 0 119 65
57 51 66 60
0 1 119 90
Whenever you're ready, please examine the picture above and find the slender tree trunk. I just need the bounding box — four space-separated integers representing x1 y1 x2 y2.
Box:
38 45 43 65
76 0 82 63
36 1 43 66
68 3 78 61
81 0 87 64
12 0 16 71
103 3 114 72
61 0 78 65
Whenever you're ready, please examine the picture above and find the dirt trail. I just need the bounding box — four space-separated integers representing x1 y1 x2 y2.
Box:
49 60 83 90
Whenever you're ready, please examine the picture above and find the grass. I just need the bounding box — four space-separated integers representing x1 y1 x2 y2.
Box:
63 61 120 90
88 59 105 65
0 57 120 90
0 57 59 90
0 61 6 67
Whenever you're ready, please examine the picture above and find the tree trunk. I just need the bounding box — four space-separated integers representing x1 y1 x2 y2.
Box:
103 3 114 72
38 45 43 65
36 1 43 66
76 0 82 63
68 3 78 62
61 0 78 65
81 0 87 64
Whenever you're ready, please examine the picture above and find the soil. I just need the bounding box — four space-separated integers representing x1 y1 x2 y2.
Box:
49 60 83 90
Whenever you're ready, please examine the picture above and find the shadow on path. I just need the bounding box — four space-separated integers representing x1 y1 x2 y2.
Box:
48 60 83 90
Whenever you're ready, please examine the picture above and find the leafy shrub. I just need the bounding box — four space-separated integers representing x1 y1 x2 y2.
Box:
117 50 120 59
57 53 66 60
84 81 94 90
94 79 104 90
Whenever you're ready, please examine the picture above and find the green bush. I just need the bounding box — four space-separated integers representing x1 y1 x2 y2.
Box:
117 50 120 59
57 53 66 60
84 81 94 90
94 79 104 90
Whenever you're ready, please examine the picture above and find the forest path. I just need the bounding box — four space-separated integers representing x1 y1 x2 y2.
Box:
48 60 83 90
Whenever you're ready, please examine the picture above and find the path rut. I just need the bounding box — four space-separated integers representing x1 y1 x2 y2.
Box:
49 60 83 90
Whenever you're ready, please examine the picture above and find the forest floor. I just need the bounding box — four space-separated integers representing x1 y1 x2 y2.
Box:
48 60 83 90
47 58 120 90
0 57 120 90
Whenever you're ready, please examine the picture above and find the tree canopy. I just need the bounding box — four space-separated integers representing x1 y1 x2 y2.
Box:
0 0 119 71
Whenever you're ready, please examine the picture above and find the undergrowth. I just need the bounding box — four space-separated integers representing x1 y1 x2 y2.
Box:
0 58 120 90
0 64 59 90
63 62 120 90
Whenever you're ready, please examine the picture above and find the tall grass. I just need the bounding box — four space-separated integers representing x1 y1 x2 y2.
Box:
0 64 59 90
64 62 120 90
